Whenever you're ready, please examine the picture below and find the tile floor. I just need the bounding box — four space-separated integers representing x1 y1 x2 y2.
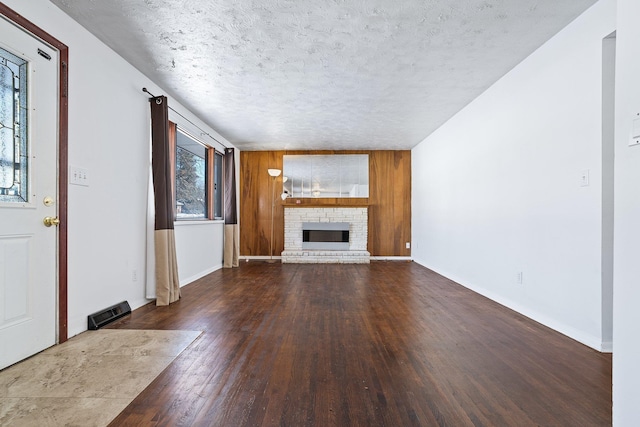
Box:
0 329 201 426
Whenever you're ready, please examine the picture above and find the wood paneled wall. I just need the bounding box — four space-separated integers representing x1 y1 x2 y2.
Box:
369 151 412 256
240 150 411 257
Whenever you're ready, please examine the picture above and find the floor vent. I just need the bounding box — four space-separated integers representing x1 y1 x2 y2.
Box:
87 301 131 330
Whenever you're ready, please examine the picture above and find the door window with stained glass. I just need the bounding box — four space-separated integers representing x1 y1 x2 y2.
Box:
0 45 28 203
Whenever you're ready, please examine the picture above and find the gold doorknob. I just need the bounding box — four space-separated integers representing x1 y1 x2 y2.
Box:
43 216 60 227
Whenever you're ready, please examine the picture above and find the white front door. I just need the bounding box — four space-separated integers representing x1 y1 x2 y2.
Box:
0 17 58 370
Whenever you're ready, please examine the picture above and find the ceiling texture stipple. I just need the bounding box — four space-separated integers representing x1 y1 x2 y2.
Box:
50 0 597 151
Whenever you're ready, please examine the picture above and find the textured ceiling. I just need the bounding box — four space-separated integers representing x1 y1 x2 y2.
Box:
50 0 597 150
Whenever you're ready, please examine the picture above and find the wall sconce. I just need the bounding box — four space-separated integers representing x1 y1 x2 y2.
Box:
281 176 289 200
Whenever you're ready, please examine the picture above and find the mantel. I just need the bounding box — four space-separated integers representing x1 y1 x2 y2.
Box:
282 198 369 207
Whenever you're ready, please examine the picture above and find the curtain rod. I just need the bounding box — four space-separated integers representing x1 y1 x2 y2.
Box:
142 87 230 150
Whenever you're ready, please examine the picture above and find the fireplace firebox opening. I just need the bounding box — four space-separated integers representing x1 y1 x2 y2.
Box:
302 222 350 250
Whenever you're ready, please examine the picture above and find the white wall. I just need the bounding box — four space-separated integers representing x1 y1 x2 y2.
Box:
3 0 233 337
412 0 615 351
175 221 224 285
613 0 640 424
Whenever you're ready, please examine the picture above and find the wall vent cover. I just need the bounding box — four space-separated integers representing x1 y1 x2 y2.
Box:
87 301 131 330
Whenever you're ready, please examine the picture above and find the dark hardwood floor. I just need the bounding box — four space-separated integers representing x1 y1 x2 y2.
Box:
107 262 611 426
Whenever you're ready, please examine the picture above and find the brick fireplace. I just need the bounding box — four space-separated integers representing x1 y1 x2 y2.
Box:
281 207 370 263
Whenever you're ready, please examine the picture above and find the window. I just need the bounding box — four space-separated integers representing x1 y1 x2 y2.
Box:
175 129 207 219
0 46 29 203
174 126 223 220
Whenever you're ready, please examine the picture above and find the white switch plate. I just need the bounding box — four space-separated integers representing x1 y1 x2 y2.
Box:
405 242 410 249
580 169 590 187
631 117 640 146
70 166 89 186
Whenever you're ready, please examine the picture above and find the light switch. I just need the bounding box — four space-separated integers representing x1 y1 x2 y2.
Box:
70 166 89 186
631 117 640 147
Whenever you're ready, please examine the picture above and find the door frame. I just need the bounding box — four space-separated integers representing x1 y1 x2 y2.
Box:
0 3 68 343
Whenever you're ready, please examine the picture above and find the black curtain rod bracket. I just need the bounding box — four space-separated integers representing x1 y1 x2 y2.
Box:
142 87 157 98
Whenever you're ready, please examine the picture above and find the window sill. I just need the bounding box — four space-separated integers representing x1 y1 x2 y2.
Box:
174 219 225 226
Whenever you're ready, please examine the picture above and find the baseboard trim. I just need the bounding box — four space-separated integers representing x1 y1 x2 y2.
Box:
600 341 613 353
413 258 608 353
240 256 413 262
180 264 223 287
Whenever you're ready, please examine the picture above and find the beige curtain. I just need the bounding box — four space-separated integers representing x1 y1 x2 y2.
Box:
224 225 239 268
223 148 239 268
149 96 180 305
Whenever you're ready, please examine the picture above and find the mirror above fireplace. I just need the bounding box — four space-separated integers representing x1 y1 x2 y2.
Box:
282 154 369 198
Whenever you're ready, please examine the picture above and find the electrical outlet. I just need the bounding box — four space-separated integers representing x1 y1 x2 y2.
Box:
405 242 411 249
516 271 523 284
580 169 590 187
132 269 138 282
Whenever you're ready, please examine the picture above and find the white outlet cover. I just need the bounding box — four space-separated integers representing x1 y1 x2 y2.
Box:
580 170 589 187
